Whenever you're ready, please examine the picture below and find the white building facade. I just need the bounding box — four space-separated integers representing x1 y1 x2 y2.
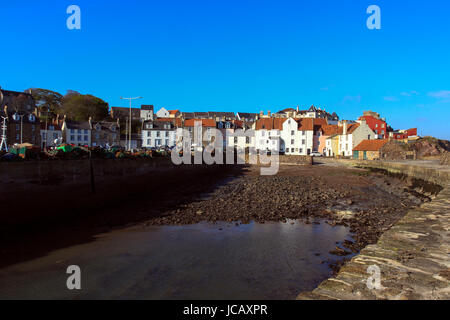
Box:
142 121 176 148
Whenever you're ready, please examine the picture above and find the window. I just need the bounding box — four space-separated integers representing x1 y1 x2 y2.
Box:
157 131 161 137
291 148 294 152
77 135 82 141
31 125 35 132
28 114 36 122
291 139 294 144
375 124 378 128
246 137 250 144
302 131 305 136
225 122 231 129
302 139 305 145
381 124 385 128
156 139 161 146
16 134 19 140
291 130 295 136
53 133 58 139
147 139 151 145
49 125 54 130
165 131 169 137
84 135 88 141
42 133 47 140
261 131 265 137
84 129 88 134
147 131 150 137
300 148 303 153
70 129 74 134
70 135 75 141
165 139 169 145
16 124 19 131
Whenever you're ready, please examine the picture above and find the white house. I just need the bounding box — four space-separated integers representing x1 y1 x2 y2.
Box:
336 120 375 157
155 107 170 118
140 105 154 121
142 120 176 148
61 117 92 147
280 117 314 155
253 118 286 152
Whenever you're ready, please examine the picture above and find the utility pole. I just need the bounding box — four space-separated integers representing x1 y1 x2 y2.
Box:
120 96 143 151
20 114 23 144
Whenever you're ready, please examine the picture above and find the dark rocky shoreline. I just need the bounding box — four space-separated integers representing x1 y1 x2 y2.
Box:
142 165 433 274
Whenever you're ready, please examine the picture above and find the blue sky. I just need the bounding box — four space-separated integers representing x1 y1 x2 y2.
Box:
1 0 449 139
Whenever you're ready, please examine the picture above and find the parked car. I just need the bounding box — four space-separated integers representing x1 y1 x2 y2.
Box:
310 152 323 157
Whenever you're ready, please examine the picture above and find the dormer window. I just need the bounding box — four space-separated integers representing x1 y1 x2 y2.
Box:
12 113 20 121
96 124 101 131
28 114 36 122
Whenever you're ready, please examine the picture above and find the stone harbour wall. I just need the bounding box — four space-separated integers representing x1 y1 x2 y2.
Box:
297 160 450 300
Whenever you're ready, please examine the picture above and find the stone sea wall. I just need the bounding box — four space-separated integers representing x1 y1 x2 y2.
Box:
298 160 450 300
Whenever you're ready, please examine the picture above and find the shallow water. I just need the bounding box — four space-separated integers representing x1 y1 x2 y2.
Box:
0 220 353 299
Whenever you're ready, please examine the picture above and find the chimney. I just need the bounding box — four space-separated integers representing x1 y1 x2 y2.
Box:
260 110 263 117
343 120 348 135
296 105 299 112
268 110 271 117
88 116 92 128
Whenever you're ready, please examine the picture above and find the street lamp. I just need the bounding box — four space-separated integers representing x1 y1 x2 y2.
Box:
120 96 143 151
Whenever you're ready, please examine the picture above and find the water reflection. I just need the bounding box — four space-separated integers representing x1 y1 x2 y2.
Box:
0 220 352 300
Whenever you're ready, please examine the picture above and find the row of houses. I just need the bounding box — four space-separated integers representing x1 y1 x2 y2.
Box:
0 88 418 155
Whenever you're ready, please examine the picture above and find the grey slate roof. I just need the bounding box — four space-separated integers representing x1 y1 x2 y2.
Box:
65 120 91 130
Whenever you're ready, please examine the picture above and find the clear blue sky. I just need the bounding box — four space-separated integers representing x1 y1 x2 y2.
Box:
1 0 449 139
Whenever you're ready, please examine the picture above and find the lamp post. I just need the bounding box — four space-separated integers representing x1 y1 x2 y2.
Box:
120 96 143 151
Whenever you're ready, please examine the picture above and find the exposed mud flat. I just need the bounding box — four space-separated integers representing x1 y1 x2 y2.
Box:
143 165 433 273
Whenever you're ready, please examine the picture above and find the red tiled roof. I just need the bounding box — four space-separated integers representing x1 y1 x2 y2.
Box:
320 124 340 136
184 119 216 127
155 117 182 126
255 118 287 130
297 118 314 131
233 120 244 129
353 139 389 151
347 123 360 134
313 118 328 126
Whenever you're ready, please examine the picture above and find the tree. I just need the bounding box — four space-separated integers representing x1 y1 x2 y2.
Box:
61 92 109 121
27 88 63 118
